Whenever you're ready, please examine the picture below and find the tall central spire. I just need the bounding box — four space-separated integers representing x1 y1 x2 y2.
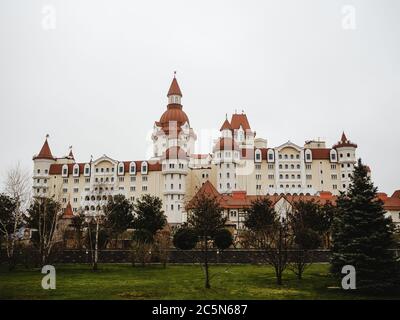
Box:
167 72 183 99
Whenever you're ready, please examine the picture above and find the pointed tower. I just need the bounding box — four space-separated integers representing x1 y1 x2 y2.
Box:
152 73 197 159
33 138 54 160
68 146 75 160
63 201 74 219
333 132 357 191
33 136 56 197
167 73 183 104
213 118 240 194
220 115 233 138
230 111 255 149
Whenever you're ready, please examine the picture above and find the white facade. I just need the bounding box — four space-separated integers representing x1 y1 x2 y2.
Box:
32 76 374 226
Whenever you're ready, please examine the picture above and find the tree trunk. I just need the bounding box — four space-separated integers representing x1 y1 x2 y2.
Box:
204 236 210 289
277 272 282 285
297 270 302 280
93 219 99 271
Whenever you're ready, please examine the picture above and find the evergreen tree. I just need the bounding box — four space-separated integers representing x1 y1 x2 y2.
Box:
104 194 134 246
132 194 166 237
131 195 167 266
331 158 399 291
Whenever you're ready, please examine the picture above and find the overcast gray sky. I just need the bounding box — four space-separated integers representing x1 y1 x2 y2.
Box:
0 0 399 194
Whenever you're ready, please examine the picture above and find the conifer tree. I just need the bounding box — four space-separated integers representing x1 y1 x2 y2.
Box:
331 159 399 291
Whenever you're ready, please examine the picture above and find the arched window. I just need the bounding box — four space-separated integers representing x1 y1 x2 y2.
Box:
118 162 124 175
304 149 312 163
254 149 262 163
141 161 148 175
330 149 338 163
62 164 68 177
267 149 275 162
130 162 136 175
84 163 90 176
73 164 80 177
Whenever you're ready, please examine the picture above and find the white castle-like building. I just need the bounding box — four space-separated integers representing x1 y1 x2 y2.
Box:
32 75 373 226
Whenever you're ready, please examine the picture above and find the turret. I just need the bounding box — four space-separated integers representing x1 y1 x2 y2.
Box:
32 136 56 197
213 137 240 194
230 112 255 149
333 132 357 191
220 116 233 138
152 73 196 159
161 146 189 225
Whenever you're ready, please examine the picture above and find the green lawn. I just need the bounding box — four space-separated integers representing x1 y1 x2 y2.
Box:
0 263 397 300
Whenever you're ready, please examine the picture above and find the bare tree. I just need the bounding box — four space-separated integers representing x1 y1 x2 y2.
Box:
243 197 292 285
26 196 64 266
0 164 31 269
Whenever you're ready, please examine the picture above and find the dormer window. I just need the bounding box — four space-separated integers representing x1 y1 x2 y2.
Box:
73 164 79 177
267 149 275 162
130 162 136 175
62 164 68 177
330 149 338 163
255 149 262 163
118 162 124 175
305 149 312 162
141 162 148 175
84 164 90 176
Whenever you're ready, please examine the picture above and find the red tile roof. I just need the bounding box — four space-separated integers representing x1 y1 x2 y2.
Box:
122 161 162 172
159 104 189 127
49 163 85 175
391 190 400 199
187 182 400 211
220 119 233 131
333 132 357 149
34 139 54 160
311 148 331 160
63 202 74 219
230 113 251 130
186 181 222 209
49 160 162 176
167 77 182 97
